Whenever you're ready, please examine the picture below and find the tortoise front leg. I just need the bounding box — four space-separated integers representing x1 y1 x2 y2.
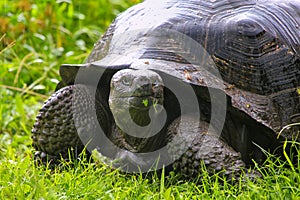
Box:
32 84 110 165
167 115 258 180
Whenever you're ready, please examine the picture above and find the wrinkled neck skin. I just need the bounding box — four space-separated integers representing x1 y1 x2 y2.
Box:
108 69 165 152
109 97 166 152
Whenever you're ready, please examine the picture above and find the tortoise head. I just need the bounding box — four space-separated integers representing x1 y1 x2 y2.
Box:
108 69 165 137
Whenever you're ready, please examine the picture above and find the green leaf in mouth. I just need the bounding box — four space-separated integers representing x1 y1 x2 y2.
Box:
142 99 149 107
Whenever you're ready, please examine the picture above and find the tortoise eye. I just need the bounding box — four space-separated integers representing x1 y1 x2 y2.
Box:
121 76 132 86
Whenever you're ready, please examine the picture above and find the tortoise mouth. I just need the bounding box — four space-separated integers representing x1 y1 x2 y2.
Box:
113 85 164 110
109 94 164 131
128 95 163 110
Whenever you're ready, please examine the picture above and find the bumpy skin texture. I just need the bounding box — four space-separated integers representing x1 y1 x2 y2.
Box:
32 84 110 164
167 116 249 179
32 85 82 162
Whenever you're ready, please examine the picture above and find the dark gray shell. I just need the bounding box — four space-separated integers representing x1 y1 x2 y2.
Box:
60 0 300 135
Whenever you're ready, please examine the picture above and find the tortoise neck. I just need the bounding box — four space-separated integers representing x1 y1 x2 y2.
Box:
112 125 166 153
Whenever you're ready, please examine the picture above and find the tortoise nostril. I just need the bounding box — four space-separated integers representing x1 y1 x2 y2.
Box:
134 76 152 91
136 76 150 86
140 84 152 92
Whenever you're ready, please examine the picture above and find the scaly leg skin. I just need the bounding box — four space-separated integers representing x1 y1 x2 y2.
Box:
167 115 260 181
32 84 109 166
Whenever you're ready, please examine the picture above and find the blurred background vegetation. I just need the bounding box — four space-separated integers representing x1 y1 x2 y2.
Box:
0 0 140 92
0 0 140 159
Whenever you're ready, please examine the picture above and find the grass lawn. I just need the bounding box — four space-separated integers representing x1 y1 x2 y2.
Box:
0 0 299 199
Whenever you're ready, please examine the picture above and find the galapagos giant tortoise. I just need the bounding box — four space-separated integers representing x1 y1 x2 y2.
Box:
32 0 300 179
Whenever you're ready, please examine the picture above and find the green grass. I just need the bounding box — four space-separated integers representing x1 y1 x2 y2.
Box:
0 0 299 199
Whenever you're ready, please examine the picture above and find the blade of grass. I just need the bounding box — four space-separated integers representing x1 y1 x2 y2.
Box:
13 52 35 85
160 166 165 199
283 140 295 172
0 38 16 55
277 123 300 139
0 84 48 99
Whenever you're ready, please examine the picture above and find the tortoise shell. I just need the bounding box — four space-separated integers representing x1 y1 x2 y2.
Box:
60 0 300 136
